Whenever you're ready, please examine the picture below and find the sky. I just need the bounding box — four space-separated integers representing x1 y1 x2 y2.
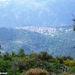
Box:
0 0 75 27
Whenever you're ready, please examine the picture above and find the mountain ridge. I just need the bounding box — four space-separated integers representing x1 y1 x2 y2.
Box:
0 26 75 58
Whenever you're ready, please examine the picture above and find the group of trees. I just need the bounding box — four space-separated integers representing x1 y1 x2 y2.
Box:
72 14 75 31
73 20 75 31
0 48 75 75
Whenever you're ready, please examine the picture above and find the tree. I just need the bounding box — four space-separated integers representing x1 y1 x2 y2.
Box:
72 14 75 31
56 56 64 64
73 25 75 31
18 48 25 57
3 52 12 60
12 51 17 57
37 51 52 61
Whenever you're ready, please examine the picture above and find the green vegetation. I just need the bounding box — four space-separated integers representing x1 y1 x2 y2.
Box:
73 26 75 31
73 19 75 31
72 15 75 31
0 49 75 75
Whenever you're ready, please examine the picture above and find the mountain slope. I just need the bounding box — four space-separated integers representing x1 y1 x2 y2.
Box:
0 26 75 58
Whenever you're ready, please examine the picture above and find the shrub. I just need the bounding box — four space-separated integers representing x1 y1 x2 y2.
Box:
22 68 49 75
70 66 75 73
60 72 72 75
64 59 75 67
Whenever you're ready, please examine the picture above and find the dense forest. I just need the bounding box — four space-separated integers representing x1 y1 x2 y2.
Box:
0 48 75 75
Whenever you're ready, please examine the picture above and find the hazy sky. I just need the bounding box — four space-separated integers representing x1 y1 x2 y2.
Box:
0 0 75 27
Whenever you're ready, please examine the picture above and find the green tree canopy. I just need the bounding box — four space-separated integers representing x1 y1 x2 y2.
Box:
72 14 75 31
18 48 25 57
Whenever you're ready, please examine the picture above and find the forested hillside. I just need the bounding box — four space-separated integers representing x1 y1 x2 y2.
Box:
0 26 75 58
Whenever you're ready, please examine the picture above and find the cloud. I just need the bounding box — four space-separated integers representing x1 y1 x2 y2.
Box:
12 0 48 10
0 0 10 7
0 0 6 2
0 0 51 12
23 0 46 10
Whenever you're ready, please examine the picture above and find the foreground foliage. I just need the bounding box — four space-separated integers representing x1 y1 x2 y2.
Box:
0 49 75 75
